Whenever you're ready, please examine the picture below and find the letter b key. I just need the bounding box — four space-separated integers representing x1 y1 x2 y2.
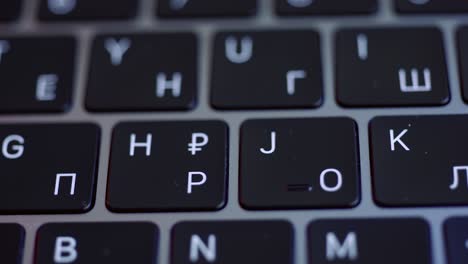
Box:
371 115 468 206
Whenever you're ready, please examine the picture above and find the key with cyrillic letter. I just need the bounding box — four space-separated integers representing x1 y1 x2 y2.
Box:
336 28 449 107
86 33 197 111
171 221 293 264
370 115 468 206
0 37 75 113
107 121 228 212
211 30 323 109
240 118 360 209
38 0 138 21
0 124 100 213
35 222 158 264
308 218 431 264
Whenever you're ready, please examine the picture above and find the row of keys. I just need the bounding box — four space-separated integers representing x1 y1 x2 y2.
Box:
4 0 468 22
4 218 453 264
2 116 468 213
2 27 467 113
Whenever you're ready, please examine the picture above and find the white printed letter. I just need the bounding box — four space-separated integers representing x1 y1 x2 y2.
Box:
54 236 78 263
187 172 207 194
54 173 76 196
320 168 343 192
286 70 306 95
2 135 24 159
260 131 276 155
225 36 253 64
48 0 76 15
287 0 314 7
399 68 432 92
450 166 468 190
357 34 368 60
129 133 152 157
326 232 358 261
389 129 410 151
0 40 10 63
104 38 131 66
170 0 189 9
36 74 58 101
188 133 209 155
156 73 182 98
189 234 216 262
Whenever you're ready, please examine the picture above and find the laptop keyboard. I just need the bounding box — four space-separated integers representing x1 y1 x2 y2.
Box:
1 0 468 263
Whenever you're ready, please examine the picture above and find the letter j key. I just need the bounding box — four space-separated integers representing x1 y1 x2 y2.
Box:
370 115 468 206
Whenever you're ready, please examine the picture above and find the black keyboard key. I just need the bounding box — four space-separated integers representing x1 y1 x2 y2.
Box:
240 118 359 209
211 30 323 109
107 121 228 212
396 0 468 13
86 33 197 112
445 217 468 264
35 222 158 264
172 221 293 264
0 224 25 264
39 0 138 21
0 37 75 113
370 115 468 206
0 1 22 21
157 0 257 18
336 28 449 107
276 0 377 16
308 218 431 264
0 124 100 213
458 27 468 104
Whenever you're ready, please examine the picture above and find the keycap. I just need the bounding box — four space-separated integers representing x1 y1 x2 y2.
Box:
0 37 75 113
308 218 431 264
171 221 293 264
0 224 25 264
157 0 257 18
276 0 377 16
240 118 359 209
35 222 158 264
0 124 100 213
86 33 197 112
336 28 449 107
445 217 468 264
107 121 228 212
211 30 323 109
370 115 468 206
38 0 138 21
0 1 22 21
396 0 468 13
458 27 468 104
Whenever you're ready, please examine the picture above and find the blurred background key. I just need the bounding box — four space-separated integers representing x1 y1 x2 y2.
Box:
396 0 468 13
39 0 138 21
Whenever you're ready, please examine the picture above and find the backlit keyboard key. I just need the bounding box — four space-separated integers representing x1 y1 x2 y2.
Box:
396 0 468 13
370 115 468 206
211 30 323 109
0 1 22 21
172 221 293 264
0 37 75 113
0 124 100 213
308 218 431 264
157 0 257 18
86 33 197 112
35 222 158 264
107 121 228 212
277 0 377 16
39 0 138 21
336 28 449 107
240 118 360 209
0 224 25 264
